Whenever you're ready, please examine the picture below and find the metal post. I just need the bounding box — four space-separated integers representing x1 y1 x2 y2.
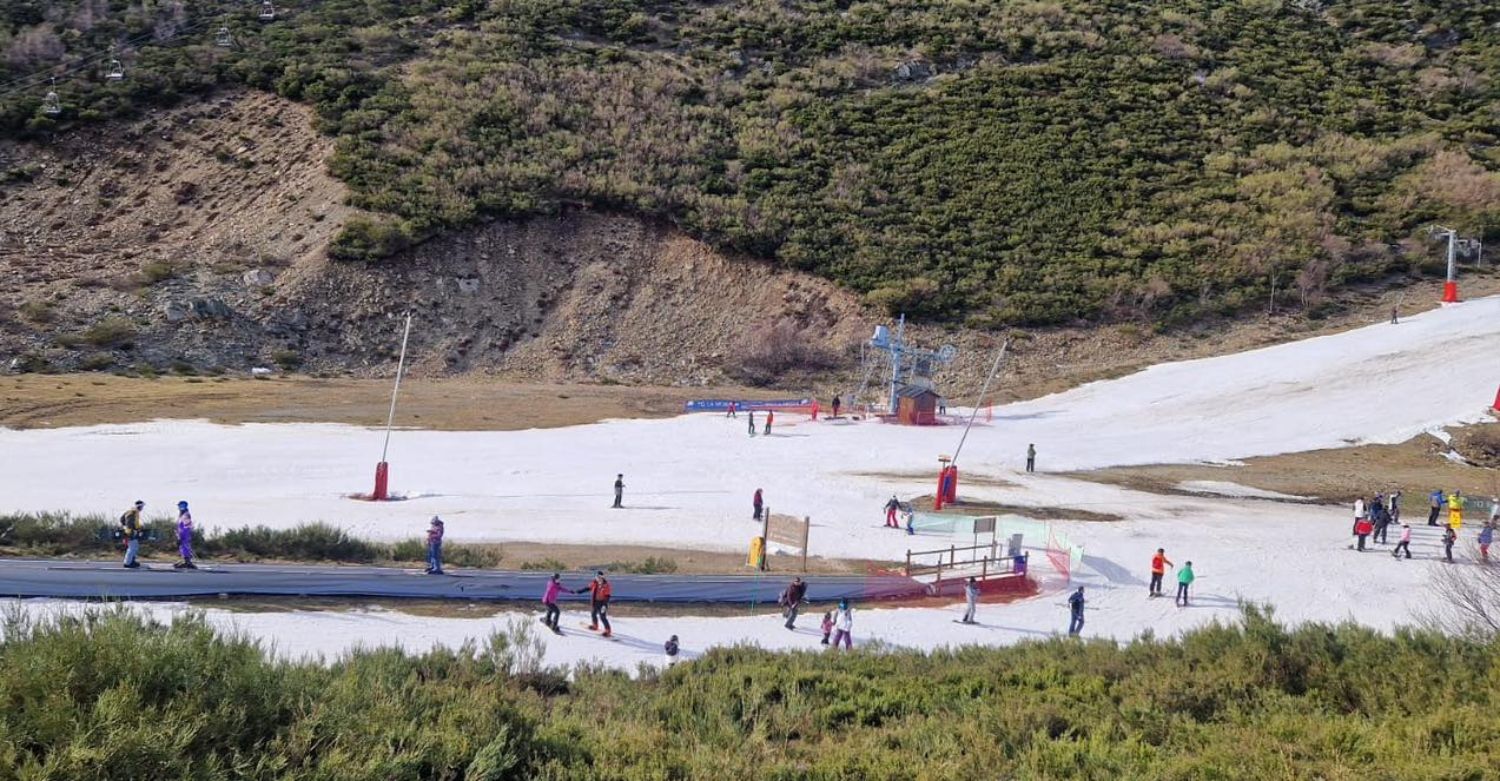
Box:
951 339 1010 467
380 311 414 463
801 516 810 573
888 314 905 415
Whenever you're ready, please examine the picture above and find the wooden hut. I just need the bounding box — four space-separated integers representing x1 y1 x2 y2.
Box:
896 386 941 425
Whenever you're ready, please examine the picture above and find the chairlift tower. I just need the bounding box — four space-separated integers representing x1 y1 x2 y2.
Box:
1428 225 1482 304
866 314 957 415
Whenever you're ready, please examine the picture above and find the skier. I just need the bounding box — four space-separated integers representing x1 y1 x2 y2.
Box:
1428 489 1444 526
425 516 445 575
831 395 841 418
1026 444 1036 473
1388 490 1402 524
1442 526 1457 563
1353 515 1373 551
1490 497 1499 526
1371 496 1390 545
119 500 145 569
747 410 756 437
829 599 854 649
173 500 196 570
1448 490 1465 530
1391 524 1412 559
1175 561 1195 606
753 488 764 522
540 573 564 632
1478 524 1493 563
664 634 680 667
727 401 737 419
576 571 613 637
1352 496 1367 532
764 409 774 436
884 495 901 528
613 474 624 509
1149 549 1173 596
820 611 834 645
960 576 980 624
779 576 807 630
1067 586 1086 636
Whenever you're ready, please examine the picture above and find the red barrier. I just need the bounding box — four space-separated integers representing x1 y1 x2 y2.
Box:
373 462 389 501
1443 281 1460 303
1493 385 1499 411
945 465 959 503
933 467 946 511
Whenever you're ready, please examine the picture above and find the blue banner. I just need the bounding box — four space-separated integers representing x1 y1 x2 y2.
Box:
684 398 814 412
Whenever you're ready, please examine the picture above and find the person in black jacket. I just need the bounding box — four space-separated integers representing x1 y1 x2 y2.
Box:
780 576 807 630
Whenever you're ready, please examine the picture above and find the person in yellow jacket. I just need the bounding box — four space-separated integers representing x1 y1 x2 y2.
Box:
1448 490 1465 530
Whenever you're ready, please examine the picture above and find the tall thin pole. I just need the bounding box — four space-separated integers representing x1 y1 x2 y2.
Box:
380 311 413 463
1446 230 1457 284
951 339 1010 467
889 313 905 415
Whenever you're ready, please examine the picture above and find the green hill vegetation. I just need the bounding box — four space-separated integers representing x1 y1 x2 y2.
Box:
3 0 1497 326
2 607 1498 778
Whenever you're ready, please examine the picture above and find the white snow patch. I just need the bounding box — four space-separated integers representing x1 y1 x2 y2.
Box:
1176 481 1308 501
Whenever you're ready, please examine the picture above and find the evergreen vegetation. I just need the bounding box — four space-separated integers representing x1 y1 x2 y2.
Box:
3 0 1497 326
2 606 1498 778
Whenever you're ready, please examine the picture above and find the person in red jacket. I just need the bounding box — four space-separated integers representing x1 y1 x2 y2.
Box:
753 488 764 521
1354 516 1374 551
1149 549 1173 597
575 571 613 637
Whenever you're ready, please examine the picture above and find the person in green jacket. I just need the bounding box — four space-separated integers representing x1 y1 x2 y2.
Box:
1175 561 1195 607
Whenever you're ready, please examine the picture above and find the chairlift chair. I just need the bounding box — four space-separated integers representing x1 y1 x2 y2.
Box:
105 58 124 81
258 1 276 21
42 90 61 116
215 26 234 47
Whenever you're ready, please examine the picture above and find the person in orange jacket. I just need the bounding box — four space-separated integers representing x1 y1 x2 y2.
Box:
575 571 613 637
1149 548 1173 597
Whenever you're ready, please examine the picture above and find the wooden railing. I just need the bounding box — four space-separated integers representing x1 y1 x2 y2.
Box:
903 542 1028 584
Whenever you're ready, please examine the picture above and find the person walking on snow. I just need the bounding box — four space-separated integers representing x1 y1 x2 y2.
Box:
664 635 680 667
1175 561 1195 606
1149 549 1173 596
1354 515 1373 551
884 495 901 528
1067 586 1086 636
173 501 196 569
1392 524 1412 559
831 395 841 418
576 571 613 637
1490 498 1499 526
1372 496 1390 545
541 573 564 632
780 576 807 630
1448 490 1465 530
753 489 764 522
820 611 834 645
747 410 756 437
425 516 445 575
613 474 624 509
1428 489 1444 526
120 500 145 569
1442 527 1457 563
1026 444 1036 473
829 599 854 649
961 577 980 624
764 409 774 436
1388 490 1402 524
727 401 736 419
1478 524 1493 563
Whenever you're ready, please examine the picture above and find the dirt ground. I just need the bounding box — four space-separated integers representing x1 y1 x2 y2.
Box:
0 374 795 431
1076 427 1500 510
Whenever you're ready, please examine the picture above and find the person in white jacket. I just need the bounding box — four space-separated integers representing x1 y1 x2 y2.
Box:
830 599 854 650
960 577 980 624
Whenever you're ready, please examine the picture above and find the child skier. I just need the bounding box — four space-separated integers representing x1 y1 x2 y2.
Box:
173 501 196 569
764 409 774 436
960 577 980 624
1442 527 1457 563
1354 515 1373 551
119 500 145 569
664 635 680 667
726 401 737 419
830 599 853 650
425 516 445 575
1175 561 1195 606
884 495 901 528
1149 549 1173 596
1392 524 1412 559
576 571 613 637
541 573 564 632
1478 524 1493 563
820 611 834 645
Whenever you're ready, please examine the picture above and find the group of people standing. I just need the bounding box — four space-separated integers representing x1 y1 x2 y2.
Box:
116 499 196 570
1355 489 1497 563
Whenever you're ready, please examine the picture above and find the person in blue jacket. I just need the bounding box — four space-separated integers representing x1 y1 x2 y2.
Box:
1428 489 1445 526
1067 586 1086 636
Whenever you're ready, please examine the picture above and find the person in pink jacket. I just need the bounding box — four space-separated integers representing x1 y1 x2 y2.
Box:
541 573 565 632
1391 524 1412 559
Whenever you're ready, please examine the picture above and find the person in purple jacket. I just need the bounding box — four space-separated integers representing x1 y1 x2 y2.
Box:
541 573 564 632
173 501 196 570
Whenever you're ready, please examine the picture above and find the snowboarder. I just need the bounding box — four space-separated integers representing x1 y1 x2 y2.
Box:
541 573 564 632
1026 444 1036 473
664 634 680 667
173 501 195 570
779 576 807 630
1175 561 1195 606
764 409 774 436
1442 527 1457 563
613 474 624 509
1067 586 1086 635
820 611 834 645
425 516 445 575
727 401 737 419
1354 515 1373 551
747 410 756 437
1448 490 1465 530
1478 524 1494 563
884 495 901 528
830 599 853 649
119 500 145 569
1392 524 1412 559
576 571 613 637
753 488 764 522
1428 489 1444 526
1149 549 1173 596
960 576 980 624
831 395 841 418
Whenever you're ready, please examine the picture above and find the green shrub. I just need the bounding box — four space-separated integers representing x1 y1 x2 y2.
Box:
519 558 568 572
18 299 54 323
604 556 678 574
79 352 115 371
78 317 137 348
271 349 302 370
327 217 413 262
